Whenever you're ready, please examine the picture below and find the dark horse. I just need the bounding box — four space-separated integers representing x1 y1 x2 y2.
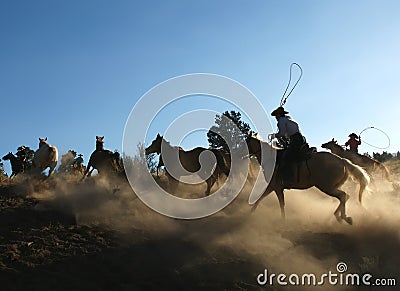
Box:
83 136 123 178
145 134 230 196
246 135 370 224
2 152 23 178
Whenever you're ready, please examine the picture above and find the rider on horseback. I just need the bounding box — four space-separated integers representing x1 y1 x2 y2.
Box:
271 106 306 187
345 133 361 153
74 154 84 171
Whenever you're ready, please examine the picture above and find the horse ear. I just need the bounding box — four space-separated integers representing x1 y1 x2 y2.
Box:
331 138 334 142
157 133 160 138
96 136 99 139
45 137 47 141
101 136 104 140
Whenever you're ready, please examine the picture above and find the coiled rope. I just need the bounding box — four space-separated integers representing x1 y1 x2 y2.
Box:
359 126 390 150
280 63 303 107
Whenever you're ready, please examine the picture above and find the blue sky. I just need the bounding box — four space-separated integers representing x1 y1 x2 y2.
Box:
1 1 399 174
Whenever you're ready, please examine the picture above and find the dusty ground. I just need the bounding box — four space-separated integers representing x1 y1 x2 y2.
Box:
0 166 399 291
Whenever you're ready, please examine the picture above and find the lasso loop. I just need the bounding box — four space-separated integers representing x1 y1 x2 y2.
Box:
359 126 390 150
280 63 303 107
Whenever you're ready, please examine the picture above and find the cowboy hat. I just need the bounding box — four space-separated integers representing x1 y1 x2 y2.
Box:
349 133 359 138
271 106 289 116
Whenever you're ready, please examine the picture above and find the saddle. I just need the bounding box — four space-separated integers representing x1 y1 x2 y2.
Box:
276 143 316 188
295 142 317 162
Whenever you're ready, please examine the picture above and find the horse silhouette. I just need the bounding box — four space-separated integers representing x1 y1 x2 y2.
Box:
83 136 122 178
322 138 391 181
32 137 58 177
2 152 23 178
246 135 370 224
145 134 230 196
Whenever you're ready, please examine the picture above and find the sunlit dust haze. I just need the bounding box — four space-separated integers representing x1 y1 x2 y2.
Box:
19 161 399 290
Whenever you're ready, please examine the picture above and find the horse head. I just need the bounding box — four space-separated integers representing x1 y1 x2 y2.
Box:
246 135 262 157
2 152 13 160
321 138 339 150
96 136 104 143
96 136 105 150
39 137 48 148
145 133 163 155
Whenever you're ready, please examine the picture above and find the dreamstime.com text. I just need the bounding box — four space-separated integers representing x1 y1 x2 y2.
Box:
257 262 396 287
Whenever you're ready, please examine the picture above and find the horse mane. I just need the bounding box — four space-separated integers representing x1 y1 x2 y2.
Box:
247 132 264 142
330 139 345 151
159 135 174 149
247 133 284 150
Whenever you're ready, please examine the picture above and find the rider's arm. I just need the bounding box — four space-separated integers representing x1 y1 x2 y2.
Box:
276 117 287 138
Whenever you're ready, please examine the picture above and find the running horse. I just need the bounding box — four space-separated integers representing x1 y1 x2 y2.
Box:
32 137 58 177
2 152 24 178
321 139 391 181
155 146 183 176
246 135 370 224
83 136 122 178
145 134 230 196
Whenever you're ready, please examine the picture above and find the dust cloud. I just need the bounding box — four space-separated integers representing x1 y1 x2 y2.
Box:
24 164 400 290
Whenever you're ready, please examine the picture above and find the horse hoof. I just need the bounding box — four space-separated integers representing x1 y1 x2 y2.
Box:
344 217 353 225
334 215 342 223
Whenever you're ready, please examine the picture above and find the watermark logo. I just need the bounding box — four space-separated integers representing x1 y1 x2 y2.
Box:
122 73 275 219
257 261 396 287
336 261 348 273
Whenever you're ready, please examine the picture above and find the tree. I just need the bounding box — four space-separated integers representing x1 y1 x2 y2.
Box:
373 151 393 163
363 152 372 158
16 145 35 170
207 110 255 152
0 161 8 183
146 153 158 174
57 150 77 173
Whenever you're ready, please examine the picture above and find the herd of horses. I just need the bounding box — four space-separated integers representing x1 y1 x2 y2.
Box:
145 134 393 225
2 136 123 180
3 137 59 178
2 133 394 224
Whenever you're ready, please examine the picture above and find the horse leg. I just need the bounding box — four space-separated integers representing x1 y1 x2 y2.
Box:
157 156 163 177
275 188 286 219
319 187 352 225
251 186 274 213
205 173 217 196
48 163 56 177
82 165 93 180
358 179 367 205
165 171 179 193
83 165 90 177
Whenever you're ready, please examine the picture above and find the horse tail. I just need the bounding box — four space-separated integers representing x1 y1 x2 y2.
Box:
375 161 392 182
342 158 370 204
211 149 230 176
112 152 123 173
